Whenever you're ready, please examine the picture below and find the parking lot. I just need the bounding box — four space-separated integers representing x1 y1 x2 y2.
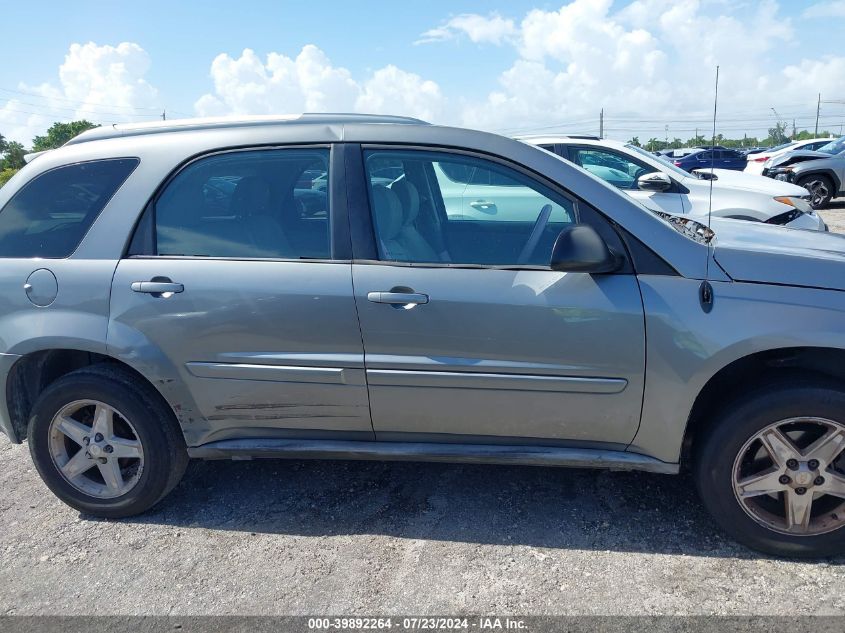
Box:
0 200 842 616
819 200 845 232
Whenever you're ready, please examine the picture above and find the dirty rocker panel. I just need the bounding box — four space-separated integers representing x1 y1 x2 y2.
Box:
187 438 678 473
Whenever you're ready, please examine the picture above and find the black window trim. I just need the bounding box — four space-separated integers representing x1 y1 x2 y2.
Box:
0 156 140 260
124 143 351 263
351 142 640 272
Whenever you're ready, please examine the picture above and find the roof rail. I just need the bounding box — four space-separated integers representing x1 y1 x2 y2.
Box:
514 133 601 141
64 113 429 146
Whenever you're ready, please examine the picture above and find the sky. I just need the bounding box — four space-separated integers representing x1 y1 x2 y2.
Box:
2 0 845 145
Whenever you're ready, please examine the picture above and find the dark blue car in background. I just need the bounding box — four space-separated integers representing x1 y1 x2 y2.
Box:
673 147 747 172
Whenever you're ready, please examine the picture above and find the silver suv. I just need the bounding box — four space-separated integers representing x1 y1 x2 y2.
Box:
1 114 844 558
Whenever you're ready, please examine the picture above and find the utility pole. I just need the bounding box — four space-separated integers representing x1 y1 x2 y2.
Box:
792 118 796 140
815 93 821 136
161 109 166 121
599 108 604 138
664 124 668 148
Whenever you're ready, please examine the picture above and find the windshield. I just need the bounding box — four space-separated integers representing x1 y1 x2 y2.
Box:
624 143 691 179
818 136 845 155
767 141 797 153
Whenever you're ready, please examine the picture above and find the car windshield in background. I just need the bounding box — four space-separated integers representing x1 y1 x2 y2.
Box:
768 141 797 153
818 137 845 155
625 144 690 179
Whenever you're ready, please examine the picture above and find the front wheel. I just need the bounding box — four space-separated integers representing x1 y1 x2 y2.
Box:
796 174 835 210
28 364 188 518
695 383 845 558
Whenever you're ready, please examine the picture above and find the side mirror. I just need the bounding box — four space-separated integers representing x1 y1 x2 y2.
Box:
637 172 672 192
550 225 621 274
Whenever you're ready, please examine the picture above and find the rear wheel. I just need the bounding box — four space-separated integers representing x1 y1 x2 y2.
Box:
796 174 835 210
695 383 845 557
27 364 188 518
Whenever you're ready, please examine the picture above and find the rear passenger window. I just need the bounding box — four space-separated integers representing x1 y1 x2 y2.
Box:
0 158 138 258
152 148 330 259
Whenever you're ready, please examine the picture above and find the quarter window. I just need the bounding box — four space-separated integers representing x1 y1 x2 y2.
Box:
363 149 582 266
0 158 138 258
151 148 330 259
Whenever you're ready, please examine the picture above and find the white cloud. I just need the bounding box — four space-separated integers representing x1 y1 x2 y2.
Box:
0 42 159 145
446 0 845 138
194 46 444 122
803 1 845 18
416 13 517 45
357 65 444 121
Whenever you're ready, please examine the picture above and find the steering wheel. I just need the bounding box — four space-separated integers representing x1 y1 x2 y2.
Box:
517 204 553 265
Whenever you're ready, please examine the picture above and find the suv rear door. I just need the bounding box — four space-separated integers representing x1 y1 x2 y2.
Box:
108 145 373 447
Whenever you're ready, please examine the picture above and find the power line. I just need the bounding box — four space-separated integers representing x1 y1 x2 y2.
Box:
0 86 162 111
0 97 167 119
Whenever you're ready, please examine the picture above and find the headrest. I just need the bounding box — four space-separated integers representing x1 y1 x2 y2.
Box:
231 176 271 216
371 185 404 240
391 179 421 225
157 176 207 225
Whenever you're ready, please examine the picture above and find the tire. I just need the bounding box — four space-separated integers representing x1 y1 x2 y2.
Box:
796 174 835 210
27 364 188 518
694 382 845 558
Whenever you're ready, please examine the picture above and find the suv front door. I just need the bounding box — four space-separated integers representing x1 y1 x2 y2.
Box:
349 147 646 447
109 146 372 447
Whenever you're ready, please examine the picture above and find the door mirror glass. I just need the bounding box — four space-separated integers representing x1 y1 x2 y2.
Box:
549 225 620 273
636 172 672 192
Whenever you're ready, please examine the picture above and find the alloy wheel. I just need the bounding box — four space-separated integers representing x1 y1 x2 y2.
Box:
47 399 145 499
804 179 830 208
733 417 845 536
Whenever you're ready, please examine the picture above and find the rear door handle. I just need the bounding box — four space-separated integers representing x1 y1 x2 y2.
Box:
131 281 184 294
470 200 497 213
367 291 429 306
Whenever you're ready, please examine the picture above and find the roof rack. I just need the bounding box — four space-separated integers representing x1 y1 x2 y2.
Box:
64 113 429 146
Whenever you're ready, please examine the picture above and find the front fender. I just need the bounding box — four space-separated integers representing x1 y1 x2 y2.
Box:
631 276 845 462
792 166 842 192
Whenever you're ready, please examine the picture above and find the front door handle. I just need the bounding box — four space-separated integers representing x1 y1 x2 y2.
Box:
367 291 429 306
131 281 184 295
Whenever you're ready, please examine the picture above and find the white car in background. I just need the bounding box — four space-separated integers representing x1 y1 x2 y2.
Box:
745 138 833 175
516 135 825 231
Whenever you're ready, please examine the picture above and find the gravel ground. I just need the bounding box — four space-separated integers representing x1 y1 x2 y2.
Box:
1 438 844 615
1 200 844 617
819 198 845 232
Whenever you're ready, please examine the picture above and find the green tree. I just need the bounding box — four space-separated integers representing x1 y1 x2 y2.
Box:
768 121 789 145
627 136 641 147
31 120 98 152
0 168 18 189
1 141 26 170
0 132 7 154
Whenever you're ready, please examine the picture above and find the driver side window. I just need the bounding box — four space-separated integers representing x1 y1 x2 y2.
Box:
363 149 577 266
570 147 654 191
